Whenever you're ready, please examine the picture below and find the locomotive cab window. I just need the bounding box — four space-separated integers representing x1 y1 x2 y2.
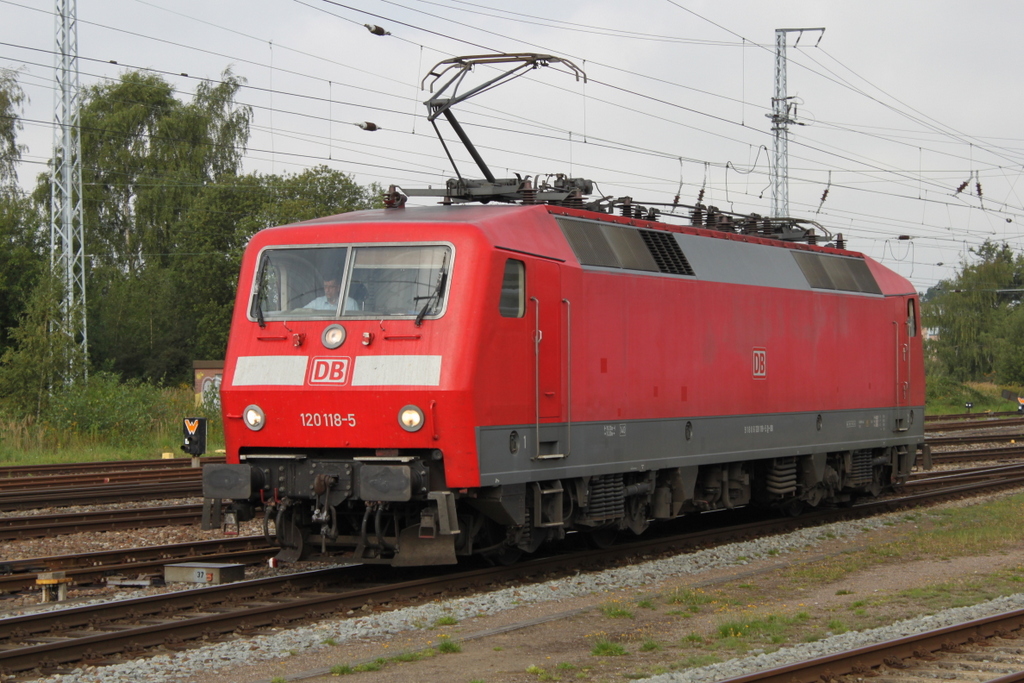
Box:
499 259 525 318
907 299 918 338
250 244 451 321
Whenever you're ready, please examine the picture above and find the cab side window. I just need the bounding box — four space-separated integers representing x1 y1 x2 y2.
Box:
499 259 525 318
907 299 918 338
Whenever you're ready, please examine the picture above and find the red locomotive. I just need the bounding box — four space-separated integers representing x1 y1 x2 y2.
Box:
202 54 926 565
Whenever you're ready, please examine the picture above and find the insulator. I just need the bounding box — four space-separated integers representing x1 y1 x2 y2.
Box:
976 181 983 198
697 188 705 204
357 122 379 131
521 179 536 205
705 205 718 227
956 180 969 193
836 233 845 250
672 194 680 206
819 188 829 203
365 24 390 36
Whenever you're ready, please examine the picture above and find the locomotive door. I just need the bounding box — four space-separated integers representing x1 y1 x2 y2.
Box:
893 297 914 432
529 260 562 420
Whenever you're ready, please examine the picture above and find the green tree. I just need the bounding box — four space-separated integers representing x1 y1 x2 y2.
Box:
0 193 46 353
33 70 385 384
0 69 46 356
0 270 85 418
71 69 252 273
261 165 382 226
994 305 1024 384
923 241 1024 381
37 69 253 381
0 68 26 189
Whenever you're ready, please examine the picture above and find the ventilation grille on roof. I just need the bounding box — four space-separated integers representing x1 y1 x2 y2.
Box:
556 216 695 276
639 229 695 275
791 251 881 294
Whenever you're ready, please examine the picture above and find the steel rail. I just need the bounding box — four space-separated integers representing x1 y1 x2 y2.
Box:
0 481 203 512
0 504 206 540
925 410 1017 422
714 608 1024 683
0 469 201 491
0 457 224 478
0 536 274 593
927 431 1024 447
927 416 1024 432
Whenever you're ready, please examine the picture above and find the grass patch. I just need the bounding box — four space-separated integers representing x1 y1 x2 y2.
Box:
438 638 462 654
640 639 662 652
713 612 810 647
591 639 628 656
353 658 386 672
599 603 635 619
666 588 717 610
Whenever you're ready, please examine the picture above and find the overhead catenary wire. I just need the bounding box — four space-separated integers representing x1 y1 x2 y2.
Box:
1 0 1019 290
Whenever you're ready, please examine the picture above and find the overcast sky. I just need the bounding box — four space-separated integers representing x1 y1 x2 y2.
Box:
4 0 1023 292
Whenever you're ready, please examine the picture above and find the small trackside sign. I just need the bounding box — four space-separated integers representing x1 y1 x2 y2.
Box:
308 357 351 385
752 347 767 379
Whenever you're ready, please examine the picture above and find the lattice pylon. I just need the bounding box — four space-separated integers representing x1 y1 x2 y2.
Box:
51 0 87 375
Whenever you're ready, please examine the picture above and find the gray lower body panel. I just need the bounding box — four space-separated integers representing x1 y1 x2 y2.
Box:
476 407 924 487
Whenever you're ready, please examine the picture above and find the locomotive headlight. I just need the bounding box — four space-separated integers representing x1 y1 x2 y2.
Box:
243 404 266 431
322 324 346 349
398 405 425 432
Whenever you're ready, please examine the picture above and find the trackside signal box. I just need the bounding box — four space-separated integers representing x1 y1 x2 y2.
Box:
182 417 208 456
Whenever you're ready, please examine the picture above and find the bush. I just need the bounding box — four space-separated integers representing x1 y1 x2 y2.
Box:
45 372 175 447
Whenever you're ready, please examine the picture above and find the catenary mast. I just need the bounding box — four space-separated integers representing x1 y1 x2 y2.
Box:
769 28 824 218
51 0 86 374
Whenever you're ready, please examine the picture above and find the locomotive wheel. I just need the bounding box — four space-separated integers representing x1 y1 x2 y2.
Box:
487 544 523 566
782 499 804 517
585 526 618 549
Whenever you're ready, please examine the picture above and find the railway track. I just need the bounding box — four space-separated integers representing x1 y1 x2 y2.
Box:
0 456 224 479
906 462 1024 490
716 608 1024 683
0 536 274 594
0 503 208 541
926 416 1024 432
0 480 203 512
926 410 1019 422
2 466 1023 677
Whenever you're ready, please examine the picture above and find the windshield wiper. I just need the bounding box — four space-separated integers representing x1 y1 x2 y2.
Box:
415 254 449 327
253 261 268 328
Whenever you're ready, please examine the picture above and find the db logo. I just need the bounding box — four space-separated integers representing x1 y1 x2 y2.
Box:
309 357 351 384
752 348 767 379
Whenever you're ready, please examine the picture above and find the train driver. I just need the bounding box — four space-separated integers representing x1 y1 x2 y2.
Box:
308 276 342 311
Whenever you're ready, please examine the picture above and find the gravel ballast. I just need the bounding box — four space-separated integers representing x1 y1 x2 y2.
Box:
13 502 1022 683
